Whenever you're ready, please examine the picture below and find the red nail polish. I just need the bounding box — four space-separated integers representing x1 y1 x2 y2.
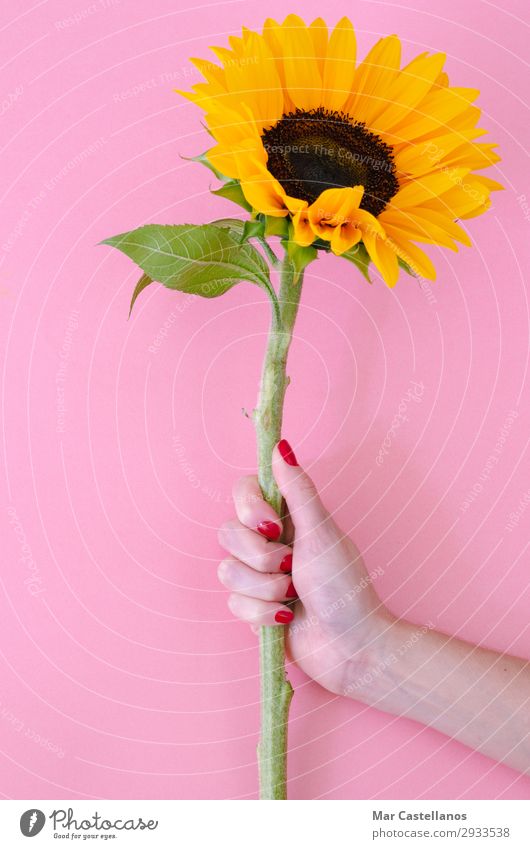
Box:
257 521 281 541
275 609 294 624
280 553 293 573
286 581 297 599
278 439 298 466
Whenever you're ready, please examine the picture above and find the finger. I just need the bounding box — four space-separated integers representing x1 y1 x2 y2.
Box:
282 511 295 546
232 475 283 540
227 593 295 626
272 439 330 535
218 519 293 573
218 558 297 602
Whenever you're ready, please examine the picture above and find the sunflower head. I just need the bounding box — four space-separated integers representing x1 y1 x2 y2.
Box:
179 16 502 286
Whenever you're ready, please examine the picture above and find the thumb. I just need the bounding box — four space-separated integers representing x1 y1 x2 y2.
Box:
272 439 329 536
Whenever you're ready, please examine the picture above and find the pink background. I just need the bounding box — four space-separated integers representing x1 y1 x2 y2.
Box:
1 0 529 800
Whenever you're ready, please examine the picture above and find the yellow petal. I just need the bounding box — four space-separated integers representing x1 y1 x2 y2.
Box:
292 208 315 246
308 186 386 251
322 17 356 112
345 35 401 125
459 197 491 219
442 143 501 171
205 102 262 149
262 18 296 113
393 168 470 206
472 175 504 192
414 208 472 245
284 195 308 214
281 14 322 110
394 130 483 176
309 17 328 75
450 175 502 219
373 52 446 133
362 231 399 286
222 31 284 131
234 138 269 175
379 208 457 250
441 102 481 135
353 207 386 237
381 207 471 248
206 144 239 179
308 186 364 228
383 228 437 279
421 173 501 219
389 87 480 144
210 46 233 65
190 57 226 92
228 33 245 53
240 174 288 216
331 225 362 254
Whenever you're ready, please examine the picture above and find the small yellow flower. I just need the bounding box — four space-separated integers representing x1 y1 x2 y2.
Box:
179 16 502 286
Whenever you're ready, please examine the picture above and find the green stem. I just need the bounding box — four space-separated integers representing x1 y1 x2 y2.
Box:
258 236 280 268
254 254 304 799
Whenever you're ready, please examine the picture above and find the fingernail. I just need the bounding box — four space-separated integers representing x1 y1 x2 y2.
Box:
275 609 294 624
286 581 297 599
257 520 281 541
280 553 293 573
278 439 298 466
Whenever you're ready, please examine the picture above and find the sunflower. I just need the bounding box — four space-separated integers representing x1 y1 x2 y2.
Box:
179 16 502 286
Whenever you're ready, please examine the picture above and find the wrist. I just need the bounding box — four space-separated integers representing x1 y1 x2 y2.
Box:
341 613 420 709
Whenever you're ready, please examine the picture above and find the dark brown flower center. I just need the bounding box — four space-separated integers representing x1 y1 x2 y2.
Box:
262 107 399 217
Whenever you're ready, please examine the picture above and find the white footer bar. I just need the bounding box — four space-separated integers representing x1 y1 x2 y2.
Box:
1 799 528 847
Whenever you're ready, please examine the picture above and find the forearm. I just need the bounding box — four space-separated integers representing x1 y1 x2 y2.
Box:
351 618 530 774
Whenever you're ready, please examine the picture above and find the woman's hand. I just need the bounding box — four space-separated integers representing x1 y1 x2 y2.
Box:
218 440 530 775
217 439 395 699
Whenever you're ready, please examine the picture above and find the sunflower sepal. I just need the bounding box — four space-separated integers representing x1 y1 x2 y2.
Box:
263 215 289 240
312 237 332 253
211 180 252 212
397 256 417 278
183 150 228 182
240 218 266 245
185 151 253 211
340 243 373 284
282 230 318 281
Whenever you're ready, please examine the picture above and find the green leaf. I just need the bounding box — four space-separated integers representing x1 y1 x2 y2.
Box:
129 272 153 317
211 180 252 212
340 243 373 284
101 223 280 321
211 217 246 236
